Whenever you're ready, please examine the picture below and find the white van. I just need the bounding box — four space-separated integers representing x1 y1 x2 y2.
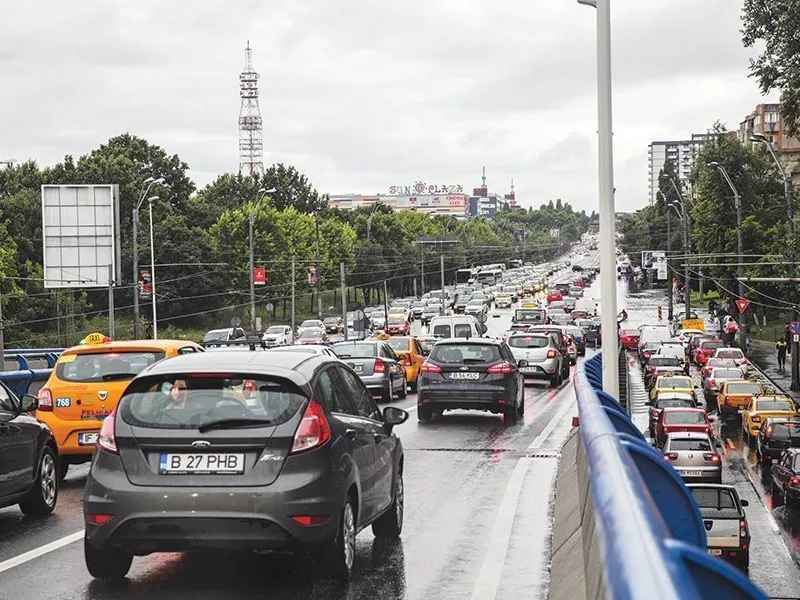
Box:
428 315 483 339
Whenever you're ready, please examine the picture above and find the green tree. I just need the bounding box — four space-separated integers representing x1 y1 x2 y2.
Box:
742 0 800 134
262 163 323 214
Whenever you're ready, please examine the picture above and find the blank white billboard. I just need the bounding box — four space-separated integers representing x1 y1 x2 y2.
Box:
42 185 120 288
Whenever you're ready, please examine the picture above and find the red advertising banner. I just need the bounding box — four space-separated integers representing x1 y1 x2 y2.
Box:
253 267 266 285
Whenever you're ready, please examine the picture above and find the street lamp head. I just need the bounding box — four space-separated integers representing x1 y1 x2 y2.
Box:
146 195 159 203
154 177 165 185
750 133 767 143
707 162 720 168
143 176 154 184
577 0 597 6
263 188 277 194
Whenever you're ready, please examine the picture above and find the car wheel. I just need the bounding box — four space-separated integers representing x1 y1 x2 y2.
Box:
84 535 133 580
418 407 433 423
372 469 403 538
58 461 69 481
382 380 393 403
518 397 525 416
409 379 418 394
503 404 517 426
397 376 407 399
772 480 784 507
316 496 357 581
19 446 59 517
550 373 559 388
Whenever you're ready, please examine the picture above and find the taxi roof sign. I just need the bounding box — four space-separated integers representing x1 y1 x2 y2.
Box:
80 332 112 345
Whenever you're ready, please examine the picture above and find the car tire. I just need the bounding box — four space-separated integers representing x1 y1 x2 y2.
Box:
84 535 133 580
19 446 59 517
418 407 433 424
318 497 357 581
372 469 403 538
772 480 784 507
518 397 525 416
58 461 69 482
503 404 517 426
382 380 393 403
550 373 559 388
397 376 407 399
410 379 418 394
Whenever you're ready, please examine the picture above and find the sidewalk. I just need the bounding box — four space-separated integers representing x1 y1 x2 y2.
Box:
748 339 800 401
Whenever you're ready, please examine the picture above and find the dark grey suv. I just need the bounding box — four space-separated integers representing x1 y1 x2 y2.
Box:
83 351 408 581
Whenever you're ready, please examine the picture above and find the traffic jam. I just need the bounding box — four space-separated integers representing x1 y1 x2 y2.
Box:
0 242 605 598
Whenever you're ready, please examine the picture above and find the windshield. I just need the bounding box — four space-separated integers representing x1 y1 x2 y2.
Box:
300 320 320 328
203 330 229 342
384 339 409 353
429 344 500 364
755 400 795 412
771 423 800 437
691 489 736 510
727 383 762 394
120 375 305 429
664 411 706 425
657 399 694 409
658 378 692 389
649 357 681 367
716 349 743 359
332 343 377 358
508 336 549 349
711 369 743 379
265 327 285 334
323 318 338 324
701 341 725 350
57 351 166 383
669 438 712 451
299 329 323 338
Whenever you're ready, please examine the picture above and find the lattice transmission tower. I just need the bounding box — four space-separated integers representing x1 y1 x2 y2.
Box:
238 41 264 177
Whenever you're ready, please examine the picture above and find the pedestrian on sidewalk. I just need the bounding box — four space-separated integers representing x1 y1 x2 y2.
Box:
708 299 717 316
777 338 788 371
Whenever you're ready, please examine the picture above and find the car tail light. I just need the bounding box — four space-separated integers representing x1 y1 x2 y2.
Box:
547 349 557 358
85 514 113 525
37 387 53 411
664 453 679 461
291 515 330 526
766 426 773 436
97 410 118 454
420 362 442 373
290 400 331 455
646 366 654 372
644 352 651 359
739 519 748 538
402 354 412 366
752 414 761 423
374 358 386 374
790 475 800 487
703 453 721 463
488 361 513 374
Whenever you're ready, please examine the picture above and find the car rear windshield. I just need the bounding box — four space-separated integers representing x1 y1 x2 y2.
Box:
265 327 285 334
658 378 692 389
690 488 736 510
726 383 762 394
716 349 743 359
299 330 322 339
508 336 549 349
664 411 706 425
771 422 800 437
300 321 320 328
657 399 694 409
119 375 305 429
384 339 410 353
711 369 743 379
756 400 795 412
429 344 500 364
331 343 376 358
701 341 725 349
56 351 166 383
669 438 712 451
649 357 682 367
388 317 406 324
203 330 229 342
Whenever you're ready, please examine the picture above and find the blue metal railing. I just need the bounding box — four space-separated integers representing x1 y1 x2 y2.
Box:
577 354 767 599
1 348 65 397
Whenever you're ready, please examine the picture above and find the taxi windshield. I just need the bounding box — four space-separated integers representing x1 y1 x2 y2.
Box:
57 351 166 383
658 378 692 389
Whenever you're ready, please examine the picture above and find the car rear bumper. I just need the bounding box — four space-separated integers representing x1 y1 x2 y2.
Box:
417 385 509 411
673 466 721 483
84 451 345 553
708 547 748 564
36 412 105 456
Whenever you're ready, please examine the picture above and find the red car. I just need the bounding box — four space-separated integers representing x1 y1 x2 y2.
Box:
386 317 410 335
546 291 563 303
655 407 712 447
573 279 585 288
692 339 725 366
619 328 640 350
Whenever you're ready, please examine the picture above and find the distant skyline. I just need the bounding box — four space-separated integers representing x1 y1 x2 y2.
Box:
0 1 773 213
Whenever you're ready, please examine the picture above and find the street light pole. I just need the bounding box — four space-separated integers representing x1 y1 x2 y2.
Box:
709 162 746 350
579 0 618 397
315 211 322 319
148 196 159 339
133 177 163 338
657 190 673 322
248 188 275 334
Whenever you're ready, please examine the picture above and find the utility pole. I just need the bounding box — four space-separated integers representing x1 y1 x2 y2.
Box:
666 201 673 322
149 198 158 340
108 264 116 339
340 262 348 341
383 280 389 331
132 208 140 339
315 213 322 319
420 238 425 296
249 212 256 333
291 256 296 337
440 253 446 316
0 292 4 365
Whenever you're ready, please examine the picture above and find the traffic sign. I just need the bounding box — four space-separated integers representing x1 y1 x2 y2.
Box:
790 321 800 335
253 267 266 285
735 299 750 314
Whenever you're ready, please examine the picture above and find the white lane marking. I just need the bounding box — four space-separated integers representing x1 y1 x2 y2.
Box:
528 396 576 450
470 457 532 600
0 530 83 574
726 438 735 449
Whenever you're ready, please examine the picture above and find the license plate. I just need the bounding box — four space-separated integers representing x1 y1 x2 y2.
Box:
449 372 480 380
522 367 540 373
78 432 99 446
679 470 702 476
350 363 363 373
159 453 245 475
708 548 722 556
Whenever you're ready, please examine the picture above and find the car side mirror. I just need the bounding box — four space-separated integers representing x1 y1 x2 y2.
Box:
518 360 529 368
20 393 38 413
383 406 409 428
740 499 749 507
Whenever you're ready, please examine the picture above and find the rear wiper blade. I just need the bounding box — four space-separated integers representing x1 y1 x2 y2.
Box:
198 418 273 433
101 372 136 381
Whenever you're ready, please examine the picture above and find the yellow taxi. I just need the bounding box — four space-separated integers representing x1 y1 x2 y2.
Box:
743 394 798 442
37 333 203 479
649 375 697 402
521 300 540 309
367 333 425 392
718 380 764 419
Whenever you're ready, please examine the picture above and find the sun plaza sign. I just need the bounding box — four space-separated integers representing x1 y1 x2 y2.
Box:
388 182 465 195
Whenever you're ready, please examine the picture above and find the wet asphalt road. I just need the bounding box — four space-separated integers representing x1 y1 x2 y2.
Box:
621 276 800 598
0 261 597 600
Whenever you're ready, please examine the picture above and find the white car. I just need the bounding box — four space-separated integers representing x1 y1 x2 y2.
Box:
495 295 513 309
261 325 293 347
296 319 324 337
712 347 749 376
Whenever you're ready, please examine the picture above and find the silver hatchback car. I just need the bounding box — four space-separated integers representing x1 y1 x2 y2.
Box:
662 432 722 483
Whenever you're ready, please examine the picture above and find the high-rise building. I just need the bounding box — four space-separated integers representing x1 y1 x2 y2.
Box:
739 103 800 182
647 134 714 203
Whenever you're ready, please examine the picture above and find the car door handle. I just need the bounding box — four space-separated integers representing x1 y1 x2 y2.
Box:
345 429 357 441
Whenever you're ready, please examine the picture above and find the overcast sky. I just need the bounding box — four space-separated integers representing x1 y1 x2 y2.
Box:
0 0 772 213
